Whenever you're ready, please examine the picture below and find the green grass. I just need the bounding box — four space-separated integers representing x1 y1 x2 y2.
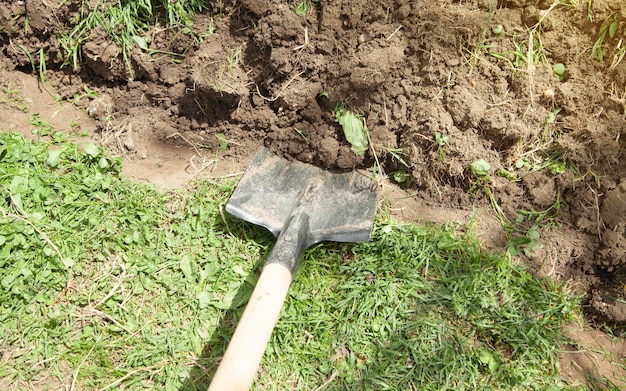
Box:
0 131 581 390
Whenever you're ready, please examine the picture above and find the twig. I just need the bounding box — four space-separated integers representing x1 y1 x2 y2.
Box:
29 357 56 371
588 186 603 240
293 27 310 51
366 124 386 187
98 362 169 391
165 132 202 156
213 171 245 179
312 371 338 391
255 71 305 102
219 204 232 235
93 262 126 309
383 99 389 127
387 25 403 40
527 29 535 107
186 156 217 181
411 131 435 143
83 307 135 335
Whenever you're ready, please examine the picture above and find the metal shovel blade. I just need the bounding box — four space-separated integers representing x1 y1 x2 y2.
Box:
226 148 379 246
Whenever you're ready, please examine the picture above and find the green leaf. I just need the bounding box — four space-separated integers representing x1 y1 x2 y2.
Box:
212 283 252 309
47 149 63 167
30 212 44 222
552 63 565 76
232 264 248 277
10 175 28 194
180 254 194 280
470 159 491 178
609 17 618 38
132 35 149 50
527 226 540 241
10 193 24 212
84 143 99 157
99 156 109 169
479 351 497 373
335 106 369 156
197 291 210 309
62 257 75 268
392 170 410 184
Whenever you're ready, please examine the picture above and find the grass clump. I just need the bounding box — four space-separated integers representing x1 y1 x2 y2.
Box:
0 132 579 390
58 0 211 77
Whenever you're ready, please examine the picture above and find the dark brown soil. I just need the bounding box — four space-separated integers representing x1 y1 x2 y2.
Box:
1 0 626 385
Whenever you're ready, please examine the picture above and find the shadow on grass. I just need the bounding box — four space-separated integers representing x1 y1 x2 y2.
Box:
176 211 578 390
178 214 274 391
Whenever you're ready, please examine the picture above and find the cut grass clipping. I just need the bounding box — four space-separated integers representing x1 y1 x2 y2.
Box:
0 132 579 390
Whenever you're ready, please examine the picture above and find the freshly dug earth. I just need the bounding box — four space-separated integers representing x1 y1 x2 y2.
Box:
1 0 625 385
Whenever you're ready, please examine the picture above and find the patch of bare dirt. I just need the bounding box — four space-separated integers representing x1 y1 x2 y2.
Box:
2 0 626 386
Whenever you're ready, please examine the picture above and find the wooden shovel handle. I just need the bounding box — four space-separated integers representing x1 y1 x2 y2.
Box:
208 263 293 391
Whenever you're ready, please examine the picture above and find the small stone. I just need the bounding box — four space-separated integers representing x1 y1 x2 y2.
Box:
543 88 555 99
87 94 114 120
124 135 136 151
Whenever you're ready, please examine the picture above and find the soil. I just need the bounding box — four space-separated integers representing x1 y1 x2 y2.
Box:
1 0 626 387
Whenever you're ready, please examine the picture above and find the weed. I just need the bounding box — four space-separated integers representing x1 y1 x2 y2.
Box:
434 131 449 161
543 107 563 140
23 7 29 34
548 160 567 175
334 104 369 156
0 84 28 112
587 9 626 69
227 46 242 70
29 113 54 137
379 146 410 168
506 215 549 257
216 132 228 151
391 169 410 185
591 12 619 63
552 63 565 81
293 128 311 143
293 0 310 16
468 6 549 76
435 132 449 146
507 223 542 257
376 146 411 185
473 27 546 75
292 0 319 17
504 191 562 257
37 48 47 85
469 159 507 224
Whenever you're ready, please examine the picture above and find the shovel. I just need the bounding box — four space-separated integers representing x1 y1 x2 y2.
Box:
208 148 378 391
